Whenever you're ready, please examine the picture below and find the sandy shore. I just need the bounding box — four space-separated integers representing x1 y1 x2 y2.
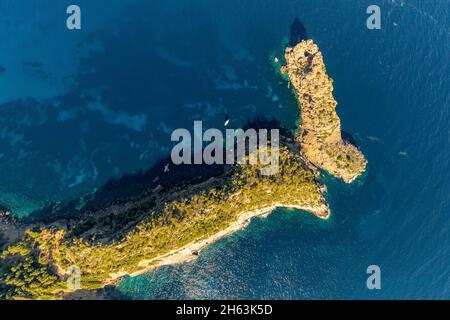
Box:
107 202 329 283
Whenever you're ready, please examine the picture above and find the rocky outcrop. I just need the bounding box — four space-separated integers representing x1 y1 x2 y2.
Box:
281 40 367 182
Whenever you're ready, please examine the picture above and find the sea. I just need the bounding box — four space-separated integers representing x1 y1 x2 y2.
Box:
0 0 448 299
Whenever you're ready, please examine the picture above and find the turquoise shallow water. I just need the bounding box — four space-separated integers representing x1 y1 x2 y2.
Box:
1 0 449 298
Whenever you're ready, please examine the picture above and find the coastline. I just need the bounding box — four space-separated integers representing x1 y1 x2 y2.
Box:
107 202 330 285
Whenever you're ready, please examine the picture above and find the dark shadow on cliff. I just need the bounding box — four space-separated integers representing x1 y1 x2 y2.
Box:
342 131 360 148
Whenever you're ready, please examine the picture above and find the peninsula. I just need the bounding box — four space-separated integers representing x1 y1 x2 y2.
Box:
0 40 366 299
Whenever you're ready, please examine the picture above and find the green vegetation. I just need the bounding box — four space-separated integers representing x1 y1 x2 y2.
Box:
0 233 65 299
0 145 326 299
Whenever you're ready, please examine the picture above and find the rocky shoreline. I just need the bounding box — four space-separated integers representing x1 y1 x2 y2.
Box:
112 202 329 282
61 202 329 299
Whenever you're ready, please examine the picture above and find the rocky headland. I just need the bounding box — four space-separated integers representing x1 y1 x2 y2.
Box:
0 39 366 300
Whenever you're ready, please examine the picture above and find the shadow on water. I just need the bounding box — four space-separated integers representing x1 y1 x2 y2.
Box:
289 18 308 46
342 130 359 147
22 151 227 235
0 1 294 215
23 117 287 244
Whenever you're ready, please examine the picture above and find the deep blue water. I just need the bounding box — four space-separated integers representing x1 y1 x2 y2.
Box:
1 0 449 299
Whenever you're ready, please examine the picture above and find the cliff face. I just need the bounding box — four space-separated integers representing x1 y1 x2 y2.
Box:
281 40 367 183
